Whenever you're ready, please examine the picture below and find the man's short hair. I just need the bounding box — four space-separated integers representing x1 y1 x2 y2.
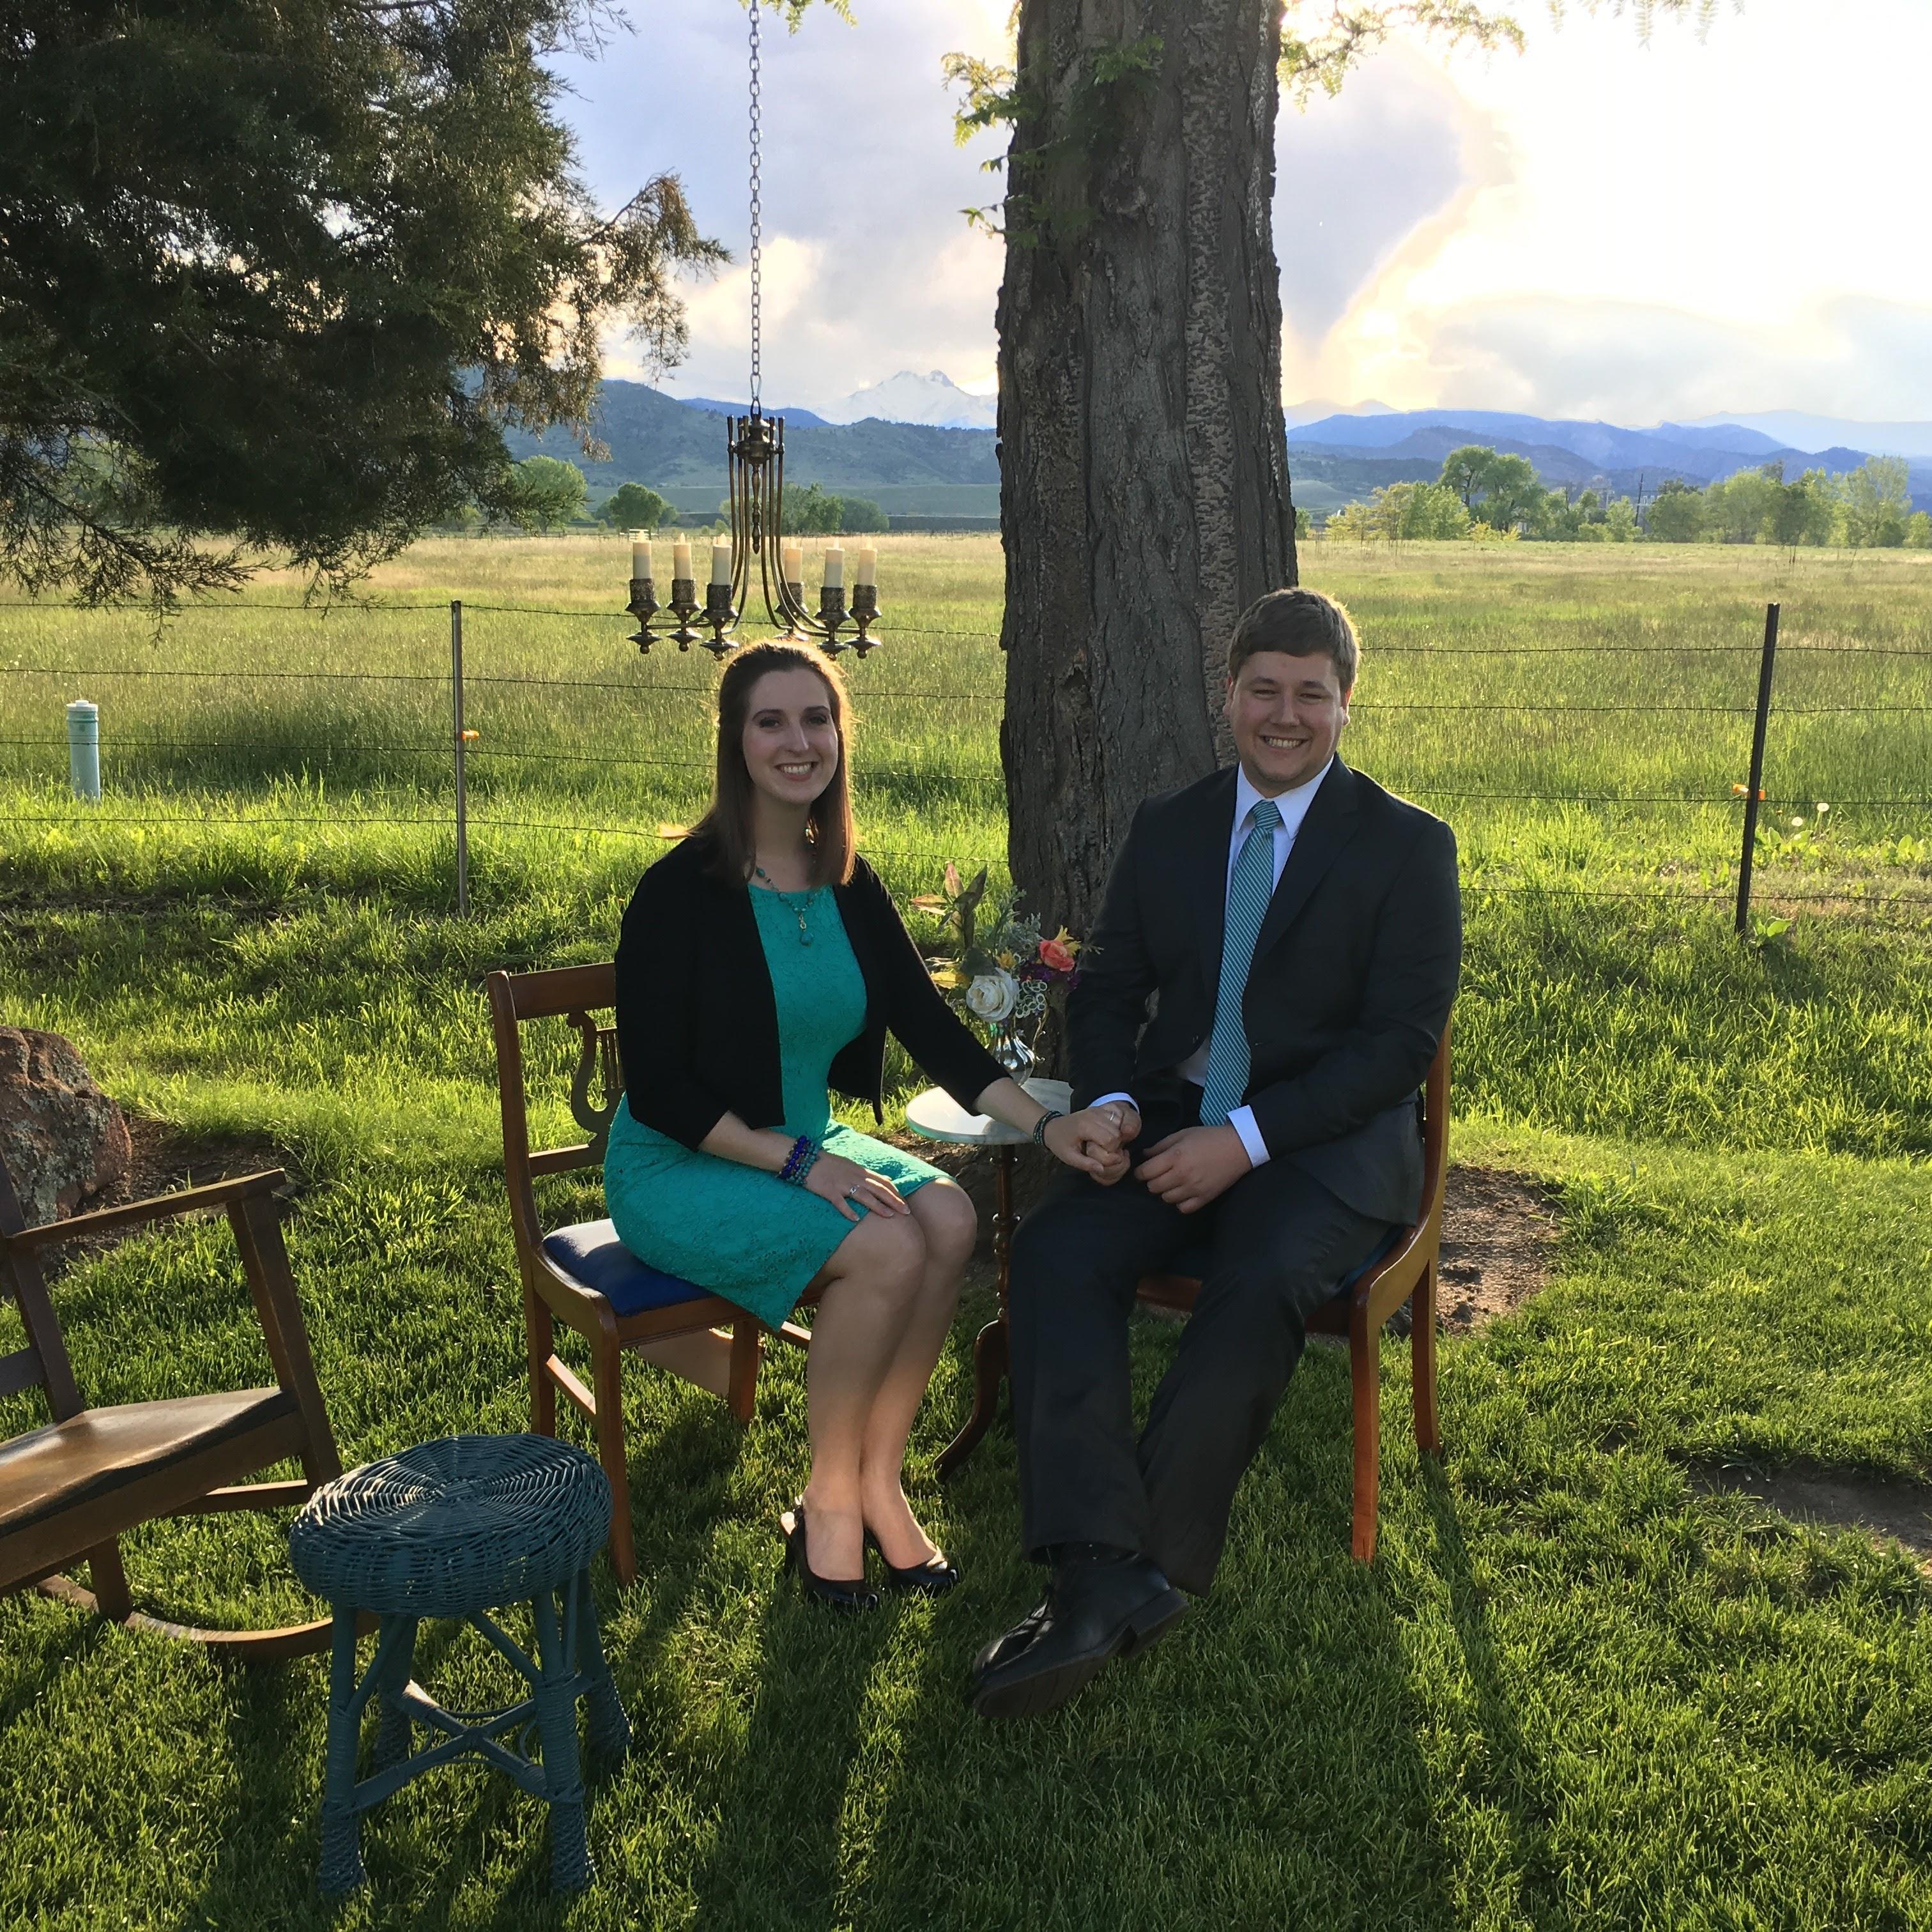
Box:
1228 588 1360 692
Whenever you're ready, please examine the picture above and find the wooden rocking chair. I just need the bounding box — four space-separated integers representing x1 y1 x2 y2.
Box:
485 963 808 1586
0 1155 347 1658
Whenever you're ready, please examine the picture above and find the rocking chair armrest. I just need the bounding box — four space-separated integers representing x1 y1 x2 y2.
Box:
1 1169 288 1251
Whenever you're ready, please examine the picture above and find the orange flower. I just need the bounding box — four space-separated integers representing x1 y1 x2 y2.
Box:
1038 937 1076 973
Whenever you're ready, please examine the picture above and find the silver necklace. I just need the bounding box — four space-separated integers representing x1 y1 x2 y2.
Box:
753 865 814 945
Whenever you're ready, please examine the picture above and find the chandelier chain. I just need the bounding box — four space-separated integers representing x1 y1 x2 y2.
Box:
747 0 763 415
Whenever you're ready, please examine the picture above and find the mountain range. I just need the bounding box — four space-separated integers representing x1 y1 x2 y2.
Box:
505 380 1932 518
504 379 1001 519
675 369 998 432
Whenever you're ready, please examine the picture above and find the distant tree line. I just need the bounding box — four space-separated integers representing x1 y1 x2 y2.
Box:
1644 459 1927 549
434 469 889 536
1323 447 1931 549
710 482 889 535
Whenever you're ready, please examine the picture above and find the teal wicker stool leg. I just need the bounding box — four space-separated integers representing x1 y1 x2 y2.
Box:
319 1606 367 1894
372 1615 418 1771
532 1587 592 1892
573 1570 632 1761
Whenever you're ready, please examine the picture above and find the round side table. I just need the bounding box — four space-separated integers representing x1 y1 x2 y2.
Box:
905 1077 1070 1478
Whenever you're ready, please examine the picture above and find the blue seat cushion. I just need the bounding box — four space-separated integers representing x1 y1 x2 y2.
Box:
1167 1225 1403 1296
542 1221 714 1316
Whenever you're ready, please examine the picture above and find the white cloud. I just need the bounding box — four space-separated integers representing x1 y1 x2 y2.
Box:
1273 45 1487 346
1299 0 1932 418
553 0 1932 425
549 0 1004 411
1419 295 1932 423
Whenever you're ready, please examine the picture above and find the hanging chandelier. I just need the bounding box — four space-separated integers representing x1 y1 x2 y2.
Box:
624 3 881 661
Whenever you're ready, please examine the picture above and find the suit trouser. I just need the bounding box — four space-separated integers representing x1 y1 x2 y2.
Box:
1007 1155 1395 1596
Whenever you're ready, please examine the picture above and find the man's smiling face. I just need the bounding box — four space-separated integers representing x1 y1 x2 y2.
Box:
1223 649 1351 795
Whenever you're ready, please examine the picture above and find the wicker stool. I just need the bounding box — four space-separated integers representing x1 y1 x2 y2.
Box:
289 1434 631 1894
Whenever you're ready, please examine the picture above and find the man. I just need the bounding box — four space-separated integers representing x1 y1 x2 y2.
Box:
970 586 1461 1721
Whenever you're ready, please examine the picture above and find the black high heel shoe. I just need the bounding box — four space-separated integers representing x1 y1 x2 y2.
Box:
864 1528 962 1595
781 1500 879 1613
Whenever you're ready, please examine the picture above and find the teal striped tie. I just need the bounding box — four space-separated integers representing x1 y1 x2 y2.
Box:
1199 799 1282 1125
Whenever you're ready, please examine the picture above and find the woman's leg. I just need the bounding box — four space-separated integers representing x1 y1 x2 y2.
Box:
799 1209 928 1581
859 1179 978 1567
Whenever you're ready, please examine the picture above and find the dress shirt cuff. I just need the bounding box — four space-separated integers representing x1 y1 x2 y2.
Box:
1092 1091 1138 1116
1226 1105 1269 1169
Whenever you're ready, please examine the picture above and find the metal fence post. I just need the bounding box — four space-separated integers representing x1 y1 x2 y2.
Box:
451 599 469 917
1733 601 1781 935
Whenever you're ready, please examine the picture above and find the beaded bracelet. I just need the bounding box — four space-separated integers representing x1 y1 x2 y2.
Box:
778 1134 818 1186
1030 1109 1064 1147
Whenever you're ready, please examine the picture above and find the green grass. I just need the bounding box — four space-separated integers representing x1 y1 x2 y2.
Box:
4 537 1932 1928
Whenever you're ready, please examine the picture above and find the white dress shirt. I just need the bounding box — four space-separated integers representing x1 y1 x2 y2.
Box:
1097 759 1333 1169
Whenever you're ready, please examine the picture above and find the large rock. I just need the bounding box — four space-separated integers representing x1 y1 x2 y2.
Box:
0 1029 132 1229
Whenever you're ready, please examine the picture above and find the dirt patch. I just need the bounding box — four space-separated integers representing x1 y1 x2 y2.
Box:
886 1145 1562 1335
122 1115 288 1204
22 1117 294 1278
1696 1464 1932 1560
1435 1165 1563 1333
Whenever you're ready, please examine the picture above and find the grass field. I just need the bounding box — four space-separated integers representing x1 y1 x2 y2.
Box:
4 537 1932 1929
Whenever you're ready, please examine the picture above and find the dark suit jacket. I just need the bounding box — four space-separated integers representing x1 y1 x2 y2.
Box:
1069 759 1460 1223
614 834 1006 1150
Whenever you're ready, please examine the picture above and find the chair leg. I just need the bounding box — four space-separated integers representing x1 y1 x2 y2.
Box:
726 1319 762 1425
1411 1257 1442 1457
532 1587 592 1894
526 1287 556 1438
318 1607 367 1894
372 1615 418 1771
1349 1319 1381 1564
573 1568 631 1761
590 1333 636 1588
86 1540 132 1621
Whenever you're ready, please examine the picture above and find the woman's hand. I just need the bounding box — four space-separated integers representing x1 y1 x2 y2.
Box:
1042 1107 1135 1184
804 1150 910 1222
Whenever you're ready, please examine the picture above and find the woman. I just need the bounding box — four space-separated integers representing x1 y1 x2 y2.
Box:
608 642 1127 1611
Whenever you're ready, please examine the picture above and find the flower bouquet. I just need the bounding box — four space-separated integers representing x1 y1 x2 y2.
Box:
914 862 1081 1078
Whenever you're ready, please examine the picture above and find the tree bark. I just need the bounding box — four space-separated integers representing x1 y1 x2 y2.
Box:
998 0 1296 939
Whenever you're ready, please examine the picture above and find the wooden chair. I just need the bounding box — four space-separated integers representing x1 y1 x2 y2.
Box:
0 1156 347 1657
1137 1021 1450 1564
485 963 809 1587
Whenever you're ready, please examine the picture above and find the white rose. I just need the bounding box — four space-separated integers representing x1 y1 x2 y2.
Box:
964 969 1019 1023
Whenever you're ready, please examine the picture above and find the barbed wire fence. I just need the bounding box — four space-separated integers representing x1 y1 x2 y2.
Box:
4 597 1930 936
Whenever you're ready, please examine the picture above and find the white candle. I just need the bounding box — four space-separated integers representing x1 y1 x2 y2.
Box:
710 539 732 586
671 537 693 581
781 542 804 583
853 544 877 588
822 544 845 590
629 532 650 578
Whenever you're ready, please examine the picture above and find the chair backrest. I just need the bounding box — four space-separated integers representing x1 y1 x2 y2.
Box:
0 1155 83 1421
1417 1015 1452 1232
484 963 624 1259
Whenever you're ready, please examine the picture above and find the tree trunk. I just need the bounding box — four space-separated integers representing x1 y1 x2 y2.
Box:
998 0 1296 939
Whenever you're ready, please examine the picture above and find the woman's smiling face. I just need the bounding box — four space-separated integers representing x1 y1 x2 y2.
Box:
740 666 841 810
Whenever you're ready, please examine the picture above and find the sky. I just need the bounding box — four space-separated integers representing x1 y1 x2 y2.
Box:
548 0 1932 427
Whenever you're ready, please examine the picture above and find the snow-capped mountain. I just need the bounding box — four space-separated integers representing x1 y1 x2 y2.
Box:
822 371 999 431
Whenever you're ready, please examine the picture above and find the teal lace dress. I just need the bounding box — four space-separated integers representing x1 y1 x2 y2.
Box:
604 882 946 1328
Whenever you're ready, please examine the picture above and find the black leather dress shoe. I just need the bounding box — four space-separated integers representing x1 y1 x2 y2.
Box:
970 1597 1051 1681
970 1555 1186 1720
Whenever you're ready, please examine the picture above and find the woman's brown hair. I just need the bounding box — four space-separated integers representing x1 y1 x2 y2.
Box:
689 641 856 887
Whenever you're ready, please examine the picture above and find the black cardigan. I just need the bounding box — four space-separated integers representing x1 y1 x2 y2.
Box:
613 835 1009 1149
